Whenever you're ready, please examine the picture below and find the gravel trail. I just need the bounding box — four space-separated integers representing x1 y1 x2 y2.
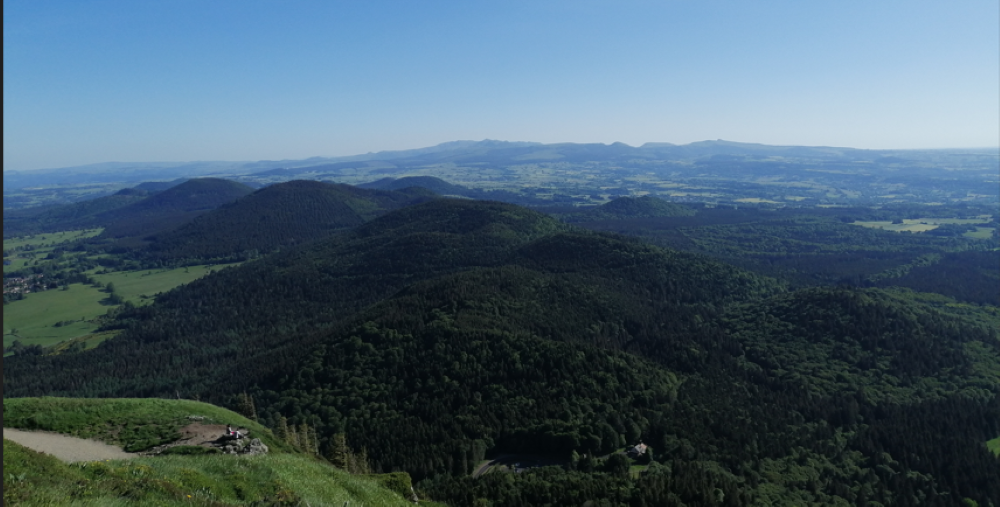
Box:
3 428 136 462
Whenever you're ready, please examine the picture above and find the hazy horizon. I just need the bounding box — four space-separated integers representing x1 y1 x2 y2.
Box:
5 138 1000 174
5 1 998 171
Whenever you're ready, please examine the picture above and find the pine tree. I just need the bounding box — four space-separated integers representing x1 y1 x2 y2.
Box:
329 433 348 469
237 392 257 421
298 423 311 453
347 446 372 474
276 416 290 443
307 425 320 456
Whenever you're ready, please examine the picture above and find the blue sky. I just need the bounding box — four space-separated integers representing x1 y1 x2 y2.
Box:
4 0 998 170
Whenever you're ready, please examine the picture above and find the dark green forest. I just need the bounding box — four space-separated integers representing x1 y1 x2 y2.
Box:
570 203 999 304
4 190 999 506
2 178 254 240
139 180 436 264
563 195 697 222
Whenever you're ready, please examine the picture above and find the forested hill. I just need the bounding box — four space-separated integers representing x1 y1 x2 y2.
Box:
5 198 1000 505
96 178 254 239
358 175 473 196
2 189 149 237
564 195 696 222
4 198 779 403
3 178 251 239
140 180 437 264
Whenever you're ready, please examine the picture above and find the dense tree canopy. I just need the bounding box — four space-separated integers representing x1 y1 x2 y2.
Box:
5 198 999 506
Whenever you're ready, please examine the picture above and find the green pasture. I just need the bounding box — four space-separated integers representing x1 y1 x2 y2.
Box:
3 229 103 272
3 398 412 506
735 198 781 204
853 221 938 233
3 184 122 210
3 284 110 349
964 227 994 239
988 437 1000 457
3 229 102 250
90 263 240 303
4 397 289 452
4 263 239 351
854 217 993 234
3 443 413 507
668 191 722 198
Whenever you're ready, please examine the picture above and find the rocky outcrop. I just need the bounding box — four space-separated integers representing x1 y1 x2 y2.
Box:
220 437 269 455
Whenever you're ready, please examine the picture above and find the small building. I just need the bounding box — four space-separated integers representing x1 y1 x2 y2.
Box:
627 442 647 457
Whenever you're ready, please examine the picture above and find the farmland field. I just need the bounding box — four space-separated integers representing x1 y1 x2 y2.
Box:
853 217 993 234
90 263 241 303
3 263 240 352
3 229 103 272
3 283 109 348
964 227 995 239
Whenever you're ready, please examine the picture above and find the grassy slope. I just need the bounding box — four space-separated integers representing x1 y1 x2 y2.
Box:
3 398 413 506
3 440 413 507
3 397 289 452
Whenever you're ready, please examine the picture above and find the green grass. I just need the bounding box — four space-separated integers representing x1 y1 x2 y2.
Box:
3 229 103 251
3 397 413 506
852 220 939 233
3 398 290 453
964 227 994 239
44 330 121 354
853 217 993 235
988 437 1000 457
3 283 111 349
735 198 781 204
3 229 103 272
90 263 239 304
629 464 648 478
4 440 414 506
4 263 239 351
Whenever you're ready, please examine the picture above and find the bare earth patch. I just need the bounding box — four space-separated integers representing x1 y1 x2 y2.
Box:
143 423 252 454
3 427 135 462
164 423 232 448
4 423 258 462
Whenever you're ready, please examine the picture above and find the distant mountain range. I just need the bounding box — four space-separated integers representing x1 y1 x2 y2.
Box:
10 139 993 191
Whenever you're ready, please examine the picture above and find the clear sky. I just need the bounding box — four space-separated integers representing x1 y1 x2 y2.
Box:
4 0 998 171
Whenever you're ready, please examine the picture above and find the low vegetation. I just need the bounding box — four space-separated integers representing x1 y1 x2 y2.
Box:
3 397 414 506
4 397 287 452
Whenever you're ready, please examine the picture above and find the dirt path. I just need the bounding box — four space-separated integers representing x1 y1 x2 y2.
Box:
3 428 136 463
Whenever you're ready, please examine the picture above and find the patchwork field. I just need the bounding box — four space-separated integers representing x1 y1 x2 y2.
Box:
853 217 993 234
3 229 103 272
735 198 781 204
3 284 110 348
90 264 240 303
964 227 995 239
3 263 239 352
